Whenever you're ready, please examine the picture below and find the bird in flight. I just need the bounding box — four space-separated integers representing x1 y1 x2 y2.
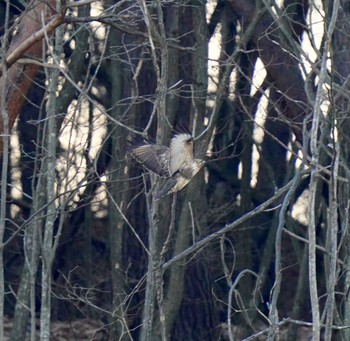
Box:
129 129 204 199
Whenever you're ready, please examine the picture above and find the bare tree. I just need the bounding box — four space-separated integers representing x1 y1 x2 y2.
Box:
2 0 350 340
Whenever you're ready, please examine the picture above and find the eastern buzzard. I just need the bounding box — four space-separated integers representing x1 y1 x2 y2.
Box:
129 130 204 199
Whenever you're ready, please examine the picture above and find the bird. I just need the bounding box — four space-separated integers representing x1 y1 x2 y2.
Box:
128 128 204 200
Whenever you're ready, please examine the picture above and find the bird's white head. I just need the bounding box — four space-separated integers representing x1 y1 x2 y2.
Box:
170 133 193 150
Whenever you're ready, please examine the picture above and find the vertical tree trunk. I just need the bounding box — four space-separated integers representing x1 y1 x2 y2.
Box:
10 173 45 341
157 2 209 338
40 8 63 338
331 2 350 340
138 1 171 339
0 22 10 341
141 198 166 341
105 11 132 339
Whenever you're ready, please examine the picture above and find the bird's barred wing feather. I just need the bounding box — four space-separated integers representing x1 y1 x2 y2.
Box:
129 144 171 177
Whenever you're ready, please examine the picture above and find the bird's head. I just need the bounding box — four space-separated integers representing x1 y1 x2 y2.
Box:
170 132 193 156
172 132 192 144
186 137 194 146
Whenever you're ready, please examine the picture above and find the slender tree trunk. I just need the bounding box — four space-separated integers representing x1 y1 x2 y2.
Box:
10 168 46 341
105 8 132 339
40 9 63 338
308 14 335 340
139 1 170 339
331 2 350 340
0 18 10 341
141 198 164 341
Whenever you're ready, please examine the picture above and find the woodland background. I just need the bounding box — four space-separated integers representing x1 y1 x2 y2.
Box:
0 0 349 340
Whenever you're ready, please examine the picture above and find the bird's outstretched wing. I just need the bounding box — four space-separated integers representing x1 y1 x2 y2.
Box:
129 143 171 177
